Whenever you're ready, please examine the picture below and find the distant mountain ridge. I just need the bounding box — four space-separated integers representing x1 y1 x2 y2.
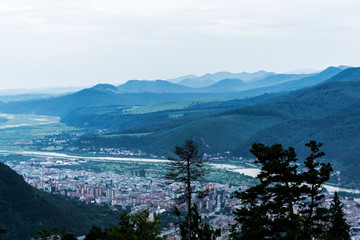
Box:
233 66 346 97
116 67 345 94
197 79 248 92
0 66 353 117
176 70 275 87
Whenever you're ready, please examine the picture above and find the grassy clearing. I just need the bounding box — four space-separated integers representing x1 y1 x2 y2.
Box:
101 132 153 138
0 114 77 150
124 99 217 114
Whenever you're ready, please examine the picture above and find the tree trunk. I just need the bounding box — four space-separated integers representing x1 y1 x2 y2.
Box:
187 157 192 240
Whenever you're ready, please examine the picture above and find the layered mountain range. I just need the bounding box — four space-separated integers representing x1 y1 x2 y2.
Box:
0 66 346 116
0 66 360 187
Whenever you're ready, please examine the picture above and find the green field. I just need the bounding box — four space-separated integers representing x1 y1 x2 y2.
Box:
0 114 77 150
101 132 153 138
52 160 257 186
124 99 218 114
144 113 283 154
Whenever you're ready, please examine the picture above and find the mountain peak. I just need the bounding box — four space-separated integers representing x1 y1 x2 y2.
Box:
118 80 193 93
91 84 118 91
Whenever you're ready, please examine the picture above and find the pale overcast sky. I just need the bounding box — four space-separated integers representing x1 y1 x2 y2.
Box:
0 0 359 90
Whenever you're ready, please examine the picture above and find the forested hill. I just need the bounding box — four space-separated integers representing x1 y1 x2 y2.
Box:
133 80 360 155
0 162 119 240
69 68 360 188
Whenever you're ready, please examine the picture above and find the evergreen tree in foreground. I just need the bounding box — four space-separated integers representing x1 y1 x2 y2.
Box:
232 140 335 240
174 204 221 240
326 192 350 240
84 226 107 240
34 226 77 240
165 139 208 240
105 209 163 240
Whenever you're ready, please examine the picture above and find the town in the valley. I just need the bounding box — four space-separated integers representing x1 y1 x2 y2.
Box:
4 155 360 239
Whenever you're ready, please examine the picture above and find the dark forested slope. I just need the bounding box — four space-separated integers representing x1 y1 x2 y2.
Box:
0 162 119 240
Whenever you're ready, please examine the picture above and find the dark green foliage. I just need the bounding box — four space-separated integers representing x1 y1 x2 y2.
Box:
62 233 78 240
34 226 77 240
84 226 107 240
174 204 221 240
105 210 163 240
232 141 335 240
33 210 164 240
0 229 6 240
165 139 209 240
301 141 333 238
62 105 220 132
0 162 119 240
327 192 351 240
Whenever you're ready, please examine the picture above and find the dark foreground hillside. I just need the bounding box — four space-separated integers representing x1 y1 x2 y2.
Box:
0 162 120 240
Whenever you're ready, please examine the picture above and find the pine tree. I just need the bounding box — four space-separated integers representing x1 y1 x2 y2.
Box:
174 204 221 240
84 226 107 240
105 209 163 240
232 140 333 240
165 139 208 240
327 192 350 240
300 141 333 239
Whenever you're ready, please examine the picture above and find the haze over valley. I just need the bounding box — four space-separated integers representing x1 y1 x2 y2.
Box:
2 65 360 239
1 0 360 239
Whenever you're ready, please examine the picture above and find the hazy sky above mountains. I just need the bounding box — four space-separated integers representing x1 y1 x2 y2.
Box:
0 0 359 90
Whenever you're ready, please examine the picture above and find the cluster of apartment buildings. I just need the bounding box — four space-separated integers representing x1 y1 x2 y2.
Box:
5 155 360 239
5 156 244 238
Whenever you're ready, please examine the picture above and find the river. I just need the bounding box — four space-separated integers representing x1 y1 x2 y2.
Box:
1 149 359 193
0 114 358 194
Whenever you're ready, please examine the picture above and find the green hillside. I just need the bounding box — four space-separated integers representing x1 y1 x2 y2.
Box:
143 81 360 155
70 76 360 154
125 99 216 114
71 78 360 188
144 114 283 154
0 162 119 240
61 92 281 132
62 105 222 133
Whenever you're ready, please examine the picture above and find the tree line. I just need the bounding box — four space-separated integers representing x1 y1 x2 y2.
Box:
1 140 350 240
